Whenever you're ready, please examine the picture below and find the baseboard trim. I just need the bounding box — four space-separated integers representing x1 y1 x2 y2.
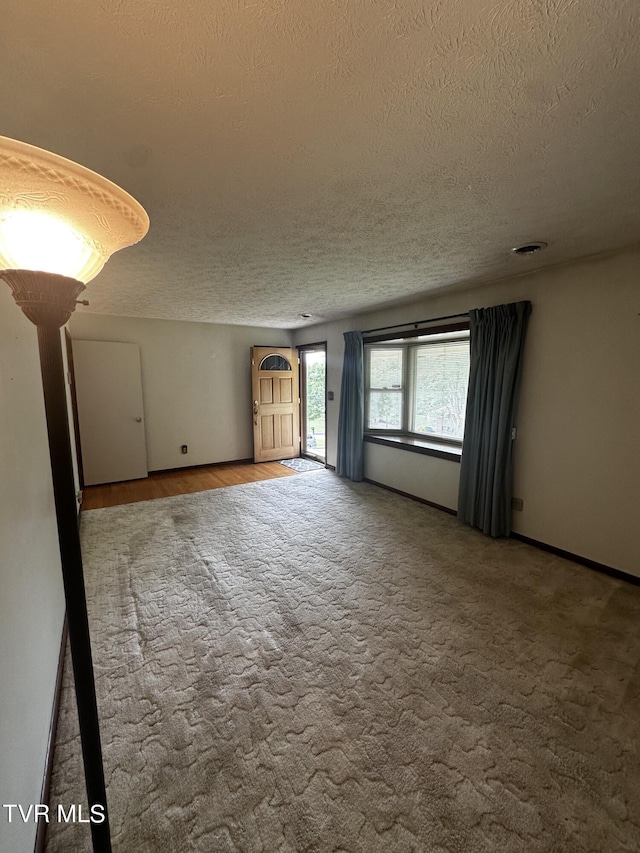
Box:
363 478 457 516
364 478 639 587
150 457 253 476
511 533 640 586
34 615 68 853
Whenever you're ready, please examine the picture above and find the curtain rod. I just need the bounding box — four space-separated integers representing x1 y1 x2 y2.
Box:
362 311 469 335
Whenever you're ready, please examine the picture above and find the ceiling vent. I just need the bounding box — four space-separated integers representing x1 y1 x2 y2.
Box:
511 242 548 256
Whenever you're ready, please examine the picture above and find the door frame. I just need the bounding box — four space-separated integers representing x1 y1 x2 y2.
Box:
64 329 84 490
298 341 327 463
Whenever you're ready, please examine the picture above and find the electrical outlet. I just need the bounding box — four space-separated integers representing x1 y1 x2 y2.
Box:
181 445 188 454
511 497 524 511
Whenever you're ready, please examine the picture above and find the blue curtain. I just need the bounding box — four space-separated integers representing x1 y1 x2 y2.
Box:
458 301 532 537
336 330 364 481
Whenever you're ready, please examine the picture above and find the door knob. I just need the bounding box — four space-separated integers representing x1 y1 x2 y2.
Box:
253 401 259 414
135 417 142 422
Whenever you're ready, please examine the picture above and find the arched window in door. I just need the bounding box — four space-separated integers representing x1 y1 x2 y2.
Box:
259 354 292 371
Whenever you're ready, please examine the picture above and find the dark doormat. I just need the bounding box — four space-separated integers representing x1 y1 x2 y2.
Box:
278 458 325 473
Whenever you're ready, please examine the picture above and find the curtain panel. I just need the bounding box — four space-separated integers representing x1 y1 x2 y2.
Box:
458 301 532 537
336 330 364 481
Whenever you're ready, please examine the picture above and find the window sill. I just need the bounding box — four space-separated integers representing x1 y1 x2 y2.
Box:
364 433 462 463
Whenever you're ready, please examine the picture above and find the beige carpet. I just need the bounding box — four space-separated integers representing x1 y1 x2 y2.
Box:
46 471 640 852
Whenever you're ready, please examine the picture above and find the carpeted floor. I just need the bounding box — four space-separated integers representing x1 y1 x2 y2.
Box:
46 471 640 852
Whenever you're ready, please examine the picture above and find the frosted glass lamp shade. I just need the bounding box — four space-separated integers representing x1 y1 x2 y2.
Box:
0 136 149 283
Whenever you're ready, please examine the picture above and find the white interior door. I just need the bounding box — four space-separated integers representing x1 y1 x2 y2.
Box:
72 340 148 486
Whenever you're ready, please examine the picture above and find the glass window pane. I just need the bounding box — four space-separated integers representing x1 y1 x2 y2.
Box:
368 390 402 430
303 350 326 460
260 354 292 371
411 341 469 440
369 349 403 389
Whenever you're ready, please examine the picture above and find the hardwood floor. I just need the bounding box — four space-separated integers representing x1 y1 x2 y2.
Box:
81 460 299 510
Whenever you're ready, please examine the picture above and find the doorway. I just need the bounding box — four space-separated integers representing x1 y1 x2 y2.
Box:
299 343 326 462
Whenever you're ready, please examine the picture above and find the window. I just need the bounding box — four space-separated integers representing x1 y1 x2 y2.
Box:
368 348 404 430
259 354 292 371
365 327 470 451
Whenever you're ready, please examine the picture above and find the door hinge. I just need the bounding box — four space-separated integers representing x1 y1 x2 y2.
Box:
511 427 517 440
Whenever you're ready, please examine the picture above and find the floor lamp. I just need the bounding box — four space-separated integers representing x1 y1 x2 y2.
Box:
0 137 149 853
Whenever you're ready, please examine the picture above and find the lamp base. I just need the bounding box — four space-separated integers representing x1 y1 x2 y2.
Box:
0 269 85 328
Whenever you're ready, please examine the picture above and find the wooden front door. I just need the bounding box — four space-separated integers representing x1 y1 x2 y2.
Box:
251 346 300 462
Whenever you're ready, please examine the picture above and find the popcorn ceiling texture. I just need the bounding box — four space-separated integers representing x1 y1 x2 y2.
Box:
3 2 640 327
46 472 640 851
3 1 640 327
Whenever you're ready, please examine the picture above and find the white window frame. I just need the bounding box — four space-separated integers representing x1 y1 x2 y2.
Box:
364 327 470 448
365 345 406 432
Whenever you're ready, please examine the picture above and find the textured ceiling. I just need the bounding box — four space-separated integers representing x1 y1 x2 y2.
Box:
2 0 640 329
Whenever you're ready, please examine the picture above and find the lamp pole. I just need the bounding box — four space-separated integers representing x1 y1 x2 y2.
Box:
2 271 112 852
0 136 148 853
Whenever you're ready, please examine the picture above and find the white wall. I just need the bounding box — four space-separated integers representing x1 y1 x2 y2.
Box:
0 287 66 853
364 442 461 509
294 246 640 578
69 313 293 472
